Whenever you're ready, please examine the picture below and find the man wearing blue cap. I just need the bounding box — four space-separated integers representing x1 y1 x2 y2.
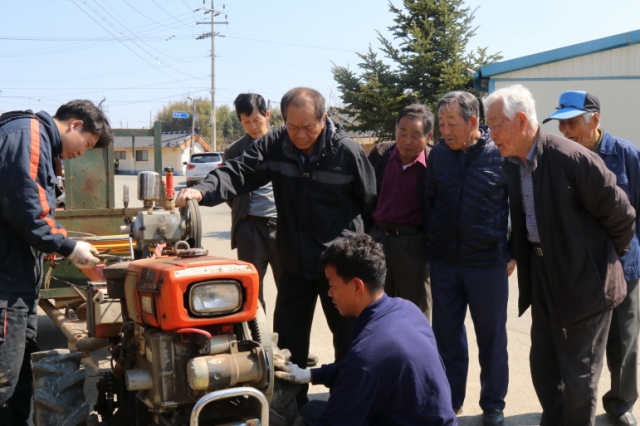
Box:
544 91 640 426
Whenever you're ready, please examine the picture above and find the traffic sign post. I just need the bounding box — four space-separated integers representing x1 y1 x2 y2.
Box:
172 111 189 119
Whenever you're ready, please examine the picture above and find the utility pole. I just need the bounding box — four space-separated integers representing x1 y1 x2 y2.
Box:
196 2 228 152
188 96 196 158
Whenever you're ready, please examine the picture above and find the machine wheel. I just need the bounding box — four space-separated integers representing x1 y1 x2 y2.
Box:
239 305 275 403
179 198 202 248
31 349 90 426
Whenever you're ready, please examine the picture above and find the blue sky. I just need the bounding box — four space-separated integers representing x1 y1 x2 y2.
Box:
1 0 639 129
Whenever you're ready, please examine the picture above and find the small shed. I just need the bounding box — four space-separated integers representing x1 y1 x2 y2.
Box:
473 30 640 145
113 132 211 175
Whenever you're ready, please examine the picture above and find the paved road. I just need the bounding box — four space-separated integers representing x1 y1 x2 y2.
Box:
33 175 637 425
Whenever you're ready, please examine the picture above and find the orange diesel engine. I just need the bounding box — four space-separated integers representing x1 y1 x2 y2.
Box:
93 170 274 422
103 253 273 418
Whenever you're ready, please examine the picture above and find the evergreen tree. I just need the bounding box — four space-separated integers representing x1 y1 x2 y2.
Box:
332 0 501 141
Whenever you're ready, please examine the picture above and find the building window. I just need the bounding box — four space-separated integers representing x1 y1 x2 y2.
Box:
136 150 148 161
115 151 126 160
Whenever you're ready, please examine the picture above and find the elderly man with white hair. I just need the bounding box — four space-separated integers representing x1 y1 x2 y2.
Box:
483 84 636 425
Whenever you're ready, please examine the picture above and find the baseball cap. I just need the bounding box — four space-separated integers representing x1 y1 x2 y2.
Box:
542 91 600 124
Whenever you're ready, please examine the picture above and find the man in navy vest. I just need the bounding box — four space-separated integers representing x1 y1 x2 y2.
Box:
424 91 512 425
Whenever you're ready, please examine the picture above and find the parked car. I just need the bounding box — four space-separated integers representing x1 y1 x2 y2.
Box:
184 152 222 187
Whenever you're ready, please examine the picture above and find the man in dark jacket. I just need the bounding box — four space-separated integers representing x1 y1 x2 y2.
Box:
0 100 111 425
544 90 640 426
484 84 635 425
176 87 376 405
424 91 512 425
275 233 457 426
222 93 281 309
367 104 433 319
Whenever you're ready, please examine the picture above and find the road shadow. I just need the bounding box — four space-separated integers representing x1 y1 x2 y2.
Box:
460 412 617 425
204 231 231 240
459 412 541 425
308 392 330 402
36 311 66 351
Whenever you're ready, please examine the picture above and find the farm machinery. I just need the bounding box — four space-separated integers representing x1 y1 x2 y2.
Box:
33 128 288 426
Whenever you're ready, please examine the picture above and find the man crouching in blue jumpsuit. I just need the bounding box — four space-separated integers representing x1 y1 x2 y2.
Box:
275 233 457 426
0 100 111 425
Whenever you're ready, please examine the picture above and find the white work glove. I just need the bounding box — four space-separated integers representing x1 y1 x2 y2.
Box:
274 360 311 384
67 241 101 269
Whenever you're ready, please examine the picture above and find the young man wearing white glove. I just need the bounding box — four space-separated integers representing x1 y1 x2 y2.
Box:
0 100 112 425
275 233 457 426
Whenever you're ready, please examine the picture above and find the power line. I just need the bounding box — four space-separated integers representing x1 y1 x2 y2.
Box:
225 35 357 53
0 36 193 41
121 0 187 29
92 0 183 63
152 0 193 26
69 0 200 87
81 0 200 79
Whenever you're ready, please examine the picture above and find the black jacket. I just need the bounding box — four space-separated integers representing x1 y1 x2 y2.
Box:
221 134 263 250
424 126 510 266
195 119 376 280
505 129 635 329
366 141 430 230
0 111 76 299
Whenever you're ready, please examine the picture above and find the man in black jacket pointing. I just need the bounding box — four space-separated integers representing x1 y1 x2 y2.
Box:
176 87 376 406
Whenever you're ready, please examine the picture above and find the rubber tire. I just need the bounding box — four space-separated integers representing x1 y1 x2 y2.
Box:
31 349 90 426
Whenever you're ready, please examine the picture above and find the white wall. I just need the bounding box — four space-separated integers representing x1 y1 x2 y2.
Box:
492 79 640 146
488 44 640 145
163 147 185 176
496 44 640 80
112 147 152 174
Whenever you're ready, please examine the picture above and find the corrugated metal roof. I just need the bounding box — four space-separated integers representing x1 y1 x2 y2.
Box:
473 29 640 91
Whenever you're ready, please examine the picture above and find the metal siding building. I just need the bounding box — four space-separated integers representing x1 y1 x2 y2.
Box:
474 30 640 145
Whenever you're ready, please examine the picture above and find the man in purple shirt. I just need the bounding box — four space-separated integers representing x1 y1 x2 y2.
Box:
367 104 433 318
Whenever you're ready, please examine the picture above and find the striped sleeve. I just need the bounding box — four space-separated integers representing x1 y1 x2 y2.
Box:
0 118 70 255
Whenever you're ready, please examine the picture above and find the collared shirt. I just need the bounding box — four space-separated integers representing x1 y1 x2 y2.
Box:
293 138 322 170
592 128 604 153
372 147 426 226
508 138 541 243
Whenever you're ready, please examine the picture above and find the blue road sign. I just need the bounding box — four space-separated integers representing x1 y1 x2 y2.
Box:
172 111 189 119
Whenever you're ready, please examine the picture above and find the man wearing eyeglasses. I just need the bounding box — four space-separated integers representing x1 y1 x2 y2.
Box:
176 87 376 408
544 91 640 426
484 84 635 425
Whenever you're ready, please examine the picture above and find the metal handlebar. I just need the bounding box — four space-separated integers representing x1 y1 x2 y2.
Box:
189 386 269 426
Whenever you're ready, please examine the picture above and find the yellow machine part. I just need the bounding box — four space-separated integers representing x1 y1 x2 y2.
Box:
89 234 132 256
